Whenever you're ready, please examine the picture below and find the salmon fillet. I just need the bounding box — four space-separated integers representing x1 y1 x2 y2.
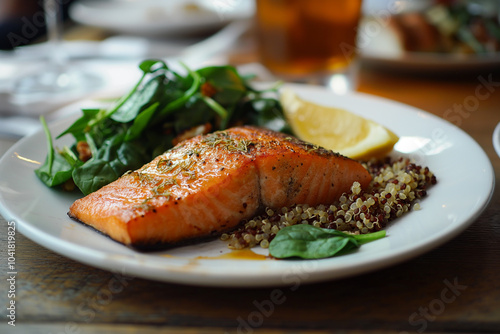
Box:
68 126 372 249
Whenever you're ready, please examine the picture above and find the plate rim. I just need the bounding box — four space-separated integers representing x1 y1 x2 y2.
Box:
493 122 500 158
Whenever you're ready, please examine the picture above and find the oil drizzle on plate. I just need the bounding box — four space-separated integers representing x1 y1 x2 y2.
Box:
196 249 268 260
195 249 268 260
159 249 268 264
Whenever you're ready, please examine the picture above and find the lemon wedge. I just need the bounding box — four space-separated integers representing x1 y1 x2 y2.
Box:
280 88 399 160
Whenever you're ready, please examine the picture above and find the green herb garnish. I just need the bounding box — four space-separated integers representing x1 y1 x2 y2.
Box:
269 224 386 259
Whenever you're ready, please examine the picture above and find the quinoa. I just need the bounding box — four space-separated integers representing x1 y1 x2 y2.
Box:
221 157 437 250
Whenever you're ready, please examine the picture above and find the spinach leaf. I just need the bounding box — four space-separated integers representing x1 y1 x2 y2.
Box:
59 60 168 141
138 59 168 73
72 135 149 195
158 63 201 116
124 102 159 141
171 98 214 134
111 76 162 123
201 95 228 119
269 225 386 259
35 117 76 187
56 108 100 141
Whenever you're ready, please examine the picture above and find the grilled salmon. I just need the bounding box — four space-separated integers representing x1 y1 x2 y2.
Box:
68 126 372 249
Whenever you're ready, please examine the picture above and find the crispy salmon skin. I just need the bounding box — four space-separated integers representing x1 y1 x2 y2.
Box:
68 126 372 249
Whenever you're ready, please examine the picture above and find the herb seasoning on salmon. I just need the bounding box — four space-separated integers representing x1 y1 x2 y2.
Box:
68 126 371 249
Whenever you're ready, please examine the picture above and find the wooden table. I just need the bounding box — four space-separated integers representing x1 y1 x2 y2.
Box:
1 50 499 333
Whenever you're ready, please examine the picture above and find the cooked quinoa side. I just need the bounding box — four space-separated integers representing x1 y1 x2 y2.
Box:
221 157 437 250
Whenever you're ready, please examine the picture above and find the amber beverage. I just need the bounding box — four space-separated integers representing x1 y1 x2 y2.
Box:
255 0 362 78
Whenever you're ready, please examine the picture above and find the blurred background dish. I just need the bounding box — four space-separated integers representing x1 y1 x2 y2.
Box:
359 0 500 71
69 0 255 37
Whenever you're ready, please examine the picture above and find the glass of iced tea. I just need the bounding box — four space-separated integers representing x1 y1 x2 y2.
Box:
255 0 363 91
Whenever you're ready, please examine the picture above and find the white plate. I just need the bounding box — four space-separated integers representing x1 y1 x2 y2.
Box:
493 122 500 158
69 0 255 36
0 84 494 287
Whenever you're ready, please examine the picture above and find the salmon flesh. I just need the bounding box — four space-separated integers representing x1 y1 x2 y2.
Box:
68 126 372 249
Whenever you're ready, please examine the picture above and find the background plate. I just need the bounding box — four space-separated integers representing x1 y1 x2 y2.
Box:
69 0 255 36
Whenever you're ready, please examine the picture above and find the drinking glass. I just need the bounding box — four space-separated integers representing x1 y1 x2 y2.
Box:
254 0 363 93
13 0 102 97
